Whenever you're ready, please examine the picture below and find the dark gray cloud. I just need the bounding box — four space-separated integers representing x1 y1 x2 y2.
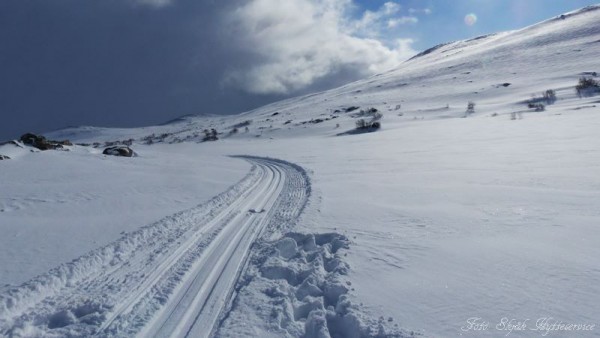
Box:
0 0 414 140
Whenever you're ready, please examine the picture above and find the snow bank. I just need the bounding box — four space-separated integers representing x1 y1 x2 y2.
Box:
218 232 416 338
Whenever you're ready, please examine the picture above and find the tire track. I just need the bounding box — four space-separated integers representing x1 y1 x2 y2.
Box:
0 156 311 338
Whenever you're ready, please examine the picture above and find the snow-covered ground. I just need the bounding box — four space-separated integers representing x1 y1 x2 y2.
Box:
0 144 249 285
2 5 600 337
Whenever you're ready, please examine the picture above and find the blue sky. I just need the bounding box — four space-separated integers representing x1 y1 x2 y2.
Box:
355 0 600 50
0 0 598 140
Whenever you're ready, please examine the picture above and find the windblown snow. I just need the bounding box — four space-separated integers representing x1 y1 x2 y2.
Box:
2 5 600 338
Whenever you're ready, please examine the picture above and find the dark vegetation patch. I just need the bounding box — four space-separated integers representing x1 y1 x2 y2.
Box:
576 77 600 97
202 129 219 142
230 120 252 129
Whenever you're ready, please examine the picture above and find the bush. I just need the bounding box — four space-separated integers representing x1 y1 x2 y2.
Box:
203 129 218 142
355 119 381 130
542 89 557 104
466 101 475 115
231 120 252 129
352 107 383 130
530 103 545 111
576 77 600 97
351 107 381 119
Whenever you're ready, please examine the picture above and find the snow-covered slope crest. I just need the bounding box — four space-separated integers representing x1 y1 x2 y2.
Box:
41 4 600 144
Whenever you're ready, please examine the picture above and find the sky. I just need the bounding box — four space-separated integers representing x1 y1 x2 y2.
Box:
1 0 598 140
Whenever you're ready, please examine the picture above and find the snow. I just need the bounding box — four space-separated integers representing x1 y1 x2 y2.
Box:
2 5 600 337
0 143 248 285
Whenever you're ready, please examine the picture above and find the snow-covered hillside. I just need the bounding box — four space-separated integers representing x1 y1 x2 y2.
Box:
2 5 600 337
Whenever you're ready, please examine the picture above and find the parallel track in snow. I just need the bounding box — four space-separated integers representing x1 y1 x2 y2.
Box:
0 156 310 338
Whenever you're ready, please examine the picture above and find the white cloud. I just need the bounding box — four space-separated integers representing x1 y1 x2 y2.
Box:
387 16 418 28
353 1 402 36
222 0 417 95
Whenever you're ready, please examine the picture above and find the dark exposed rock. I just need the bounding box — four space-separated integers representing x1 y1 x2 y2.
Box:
102 146 135 157
19 133 72 151
0 155 10 160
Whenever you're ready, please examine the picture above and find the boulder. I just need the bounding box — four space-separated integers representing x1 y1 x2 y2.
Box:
19 133 71 151
103 146 135 157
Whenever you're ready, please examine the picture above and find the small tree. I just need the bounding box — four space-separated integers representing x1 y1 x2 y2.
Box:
202 129 219 142
466 101 476 116
576 77 600 98
355 119 367 129
543 89 557 104
353 107 383 130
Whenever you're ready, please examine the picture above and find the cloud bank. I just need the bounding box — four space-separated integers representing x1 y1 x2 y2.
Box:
221 0 417 94
0 0 418 140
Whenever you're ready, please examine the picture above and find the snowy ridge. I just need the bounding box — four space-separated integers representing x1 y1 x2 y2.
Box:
42 3 600 146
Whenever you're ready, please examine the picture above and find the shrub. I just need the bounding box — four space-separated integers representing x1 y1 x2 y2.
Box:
351 107 381 119
355 118 381 130
203 128 218 142
576 77 600 97
349 107 383 131
542 89 557 104
465 101 475 116
231 120 252 129
352 107 383 130
531 103 545 111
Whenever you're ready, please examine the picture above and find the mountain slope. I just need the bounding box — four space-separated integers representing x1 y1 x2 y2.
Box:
2 5 600 337
44 5 600 144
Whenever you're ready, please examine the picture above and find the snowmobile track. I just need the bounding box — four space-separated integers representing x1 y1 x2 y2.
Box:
0 156 310 338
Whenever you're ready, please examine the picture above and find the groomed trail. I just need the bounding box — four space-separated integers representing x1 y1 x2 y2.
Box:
0 156 311 337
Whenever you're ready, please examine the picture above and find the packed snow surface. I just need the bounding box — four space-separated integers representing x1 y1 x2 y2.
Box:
2 5 600 337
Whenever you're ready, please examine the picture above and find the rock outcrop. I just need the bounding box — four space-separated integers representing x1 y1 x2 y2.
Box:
20 133 72 151
102 146 136 157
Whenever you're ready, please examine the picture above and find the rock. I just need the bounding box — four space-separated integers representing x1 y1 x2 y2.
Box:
0 155 10 160
19 133 71 151
102 146 135 157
